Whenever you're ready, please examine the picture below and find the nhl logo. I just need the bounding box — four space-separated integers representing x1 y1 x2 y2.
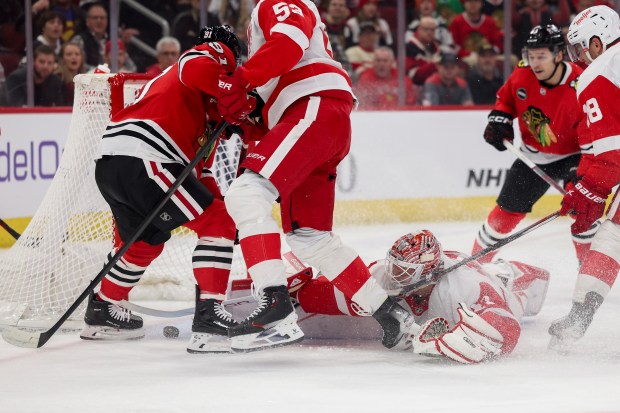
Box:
517 88 527 100
540 88 546 95
160 212 172 222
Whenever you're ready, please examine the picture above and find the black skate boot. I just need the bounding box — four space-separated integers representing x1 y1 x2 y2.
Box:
372 296 415 350
548 291 603 352
228 285 304 353
80 292 144 340
188 297 238 354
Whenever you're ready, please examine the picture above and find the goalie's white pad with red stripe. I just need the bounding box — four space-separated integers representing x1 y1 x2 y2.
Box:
412 303 503 364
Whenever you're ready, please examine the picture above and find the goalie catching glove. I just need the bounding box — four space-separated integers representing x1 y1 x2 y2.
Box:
484 110 514 152
412 303 503 364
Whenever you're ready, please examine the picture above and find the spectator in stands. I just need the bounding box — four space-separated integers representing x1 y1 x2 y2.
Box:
55 42 86 105
216 0 255 35
103 39 135 73
448 0 503 60
512 0 571 54
406 16 441 86
70 3 108 69
466 42 503 104
406 0 455 53
436 0 463 23
322 0 354 75
345 21 379 79
71 3 137 72
146 36 181 76
172 0 221 51
422 52 473 106
33 10 66 56
32 0 85 42
355 46 417 109
346 0 393 47
2 45 65 107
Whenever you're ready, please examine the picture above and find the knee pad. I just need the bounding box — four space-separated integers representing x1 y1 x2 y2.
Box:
225 171 280 236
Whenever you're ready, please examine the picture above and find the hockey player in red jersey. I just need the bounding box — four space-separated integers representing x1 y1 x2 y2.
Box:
81 26 243 354
232 230 550 363
548 6 620 350
215 0 414 352
472 24 597 266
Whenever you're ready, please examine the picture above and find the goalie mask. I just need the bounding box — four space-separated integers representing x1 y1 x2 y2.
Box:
385 230 444 294
197 25 242 64
566 6 620 63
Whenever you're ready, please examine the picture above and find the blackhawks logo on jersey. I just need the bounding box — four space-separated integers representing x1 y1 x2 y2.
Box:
522 106 558 147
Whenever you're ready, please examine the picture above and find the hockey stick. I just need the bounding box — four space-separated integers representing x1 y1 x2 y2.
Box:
119 294 257 318
0 218 21 240
1 121 229 348
503 140 566 194
434 210 561 277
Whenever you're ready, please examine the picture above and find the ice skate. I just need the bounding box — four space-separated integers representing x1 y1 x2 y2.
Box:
372 296 415 350
188 298 238 354
80 292 144 340
228 285 304 353
548 291 603 352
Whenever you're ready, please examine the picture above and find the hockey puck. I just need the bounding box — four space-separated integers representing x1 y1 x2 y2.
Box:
163 325 179 339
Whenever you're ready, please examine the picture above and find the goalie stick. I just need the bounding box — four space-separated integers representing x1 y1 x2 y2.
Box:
1 121 229 349
0 218 21 240
503 140 566 194
118 251 310 318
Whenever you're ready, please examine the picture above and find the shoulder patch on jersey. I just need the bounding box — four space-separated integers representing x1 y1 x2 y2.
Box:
517 88 527 100
517 60 528 68
569 77 578 91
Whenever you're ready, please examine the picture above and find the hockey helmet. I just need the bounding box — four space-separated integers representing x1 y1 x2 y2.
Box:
385 230 444 294
566 6 620 63
197 25 242 63
524 24 565 52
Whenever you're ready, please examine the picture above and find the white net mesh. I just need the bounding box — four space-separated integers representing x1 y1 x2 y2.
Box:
0 74 245 328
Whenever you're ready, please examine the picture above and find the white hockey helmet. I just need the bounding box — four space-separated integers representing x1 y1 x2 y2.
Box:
385 230 444 294
566 5 620 63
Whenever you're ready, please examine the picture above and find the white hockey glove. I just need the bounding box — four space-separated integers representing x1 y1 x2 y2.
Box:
412 303 504 364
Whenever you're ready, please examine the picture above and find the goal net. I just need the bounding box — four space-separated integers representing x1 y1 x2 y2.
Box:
0 73 245 329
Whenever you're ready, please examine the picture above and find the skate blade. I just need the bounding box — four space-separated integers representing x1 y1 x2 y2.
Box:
187 332 232 354
231 313 304 353
548 335 575 354
80 325 145 341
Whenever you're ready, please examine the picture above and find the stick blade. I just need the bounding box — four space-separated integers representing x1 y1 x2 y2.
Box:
2 326 44 348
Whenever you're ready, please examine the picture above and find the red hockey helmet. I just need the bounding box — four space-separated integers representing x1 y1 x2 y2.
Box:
385 230 444 293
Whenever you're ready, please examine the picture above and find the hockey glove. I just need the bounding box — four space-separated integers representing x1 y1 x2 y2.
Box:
217 68 256 125
412 303 503 364
484 110 514 152
560 178 608 235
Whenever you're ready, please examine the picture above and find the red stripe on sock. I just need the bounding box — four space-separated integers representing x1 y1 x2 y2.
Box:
330 256 371 300
240 233 282 269
580 250 620 287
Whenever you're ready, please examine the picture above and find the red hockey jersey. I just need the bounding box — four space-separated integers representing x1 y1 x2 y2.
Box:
575 43 620 193
495 61 589 164
240 0 353 128
98 42 237 179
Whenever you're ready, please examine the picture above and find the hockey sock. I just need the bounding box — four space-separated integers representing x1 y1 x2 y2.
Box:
192 237 234 301
295 276 363 316
239 232 287 291
573 250 620 303
99 240 164 302
473 206 526 263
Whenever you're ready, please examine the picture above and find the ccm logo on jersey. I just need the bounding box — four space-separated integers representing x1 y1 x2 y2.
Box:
575 182 606 203
218 80 232 90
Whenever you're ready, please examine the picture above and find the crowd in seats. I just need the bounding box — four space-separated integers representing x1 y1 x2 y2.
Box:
0 0 617 107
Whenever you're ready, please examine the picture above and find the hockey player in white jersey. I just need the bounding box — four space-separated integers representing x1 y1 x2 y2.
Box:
548 6 620 350
231 230 550 363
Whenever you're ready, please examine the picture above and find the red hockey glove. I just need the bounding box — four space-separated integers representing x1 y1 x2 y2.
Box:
217 68 256 125
560 178 608 235
484 110 514 152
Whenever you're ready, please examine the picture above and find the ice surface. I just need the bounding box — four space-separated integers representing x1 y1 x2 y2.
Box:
1 218 619 413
